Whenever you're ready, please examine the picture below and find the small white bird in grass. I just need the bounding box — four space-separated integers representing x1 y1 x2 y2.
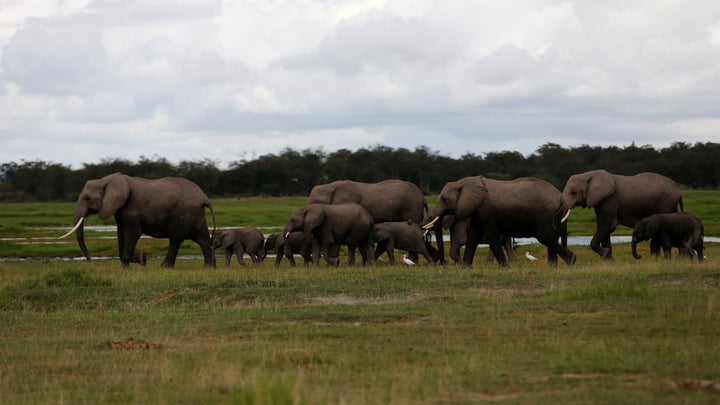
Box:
525 251 538 261
402 254 416 266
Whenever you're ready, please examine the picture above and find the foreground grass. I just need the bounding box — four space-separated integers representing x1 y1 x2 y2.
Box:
1 243 719 404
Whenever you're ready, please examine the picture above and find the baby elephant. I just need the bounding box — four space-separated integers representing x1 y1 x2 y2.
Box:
632 212 704 262
263 231 312 267
212 227 265 266
373 220 437 265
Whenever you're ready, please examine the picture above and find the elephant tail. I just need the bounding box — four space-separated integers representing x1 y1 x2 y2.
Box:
206 201 217 246
678 195 684 212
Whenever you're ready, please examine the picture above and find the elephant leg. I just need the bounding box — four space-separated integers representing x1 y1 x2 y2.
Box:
407 251 419 263
360 241 375 266
194 235 215 267
462 228 482 266
373 241 387 261
162 238 183 268
323 244 340 266
505 237 517 263
650 239 661 256
590 230 613 259
662 245 673 260
425 243 438 264
117 230 143 267
419 246 435 265
545 245 558 266
311 240 322 266
682 239 698 261
483 248 496 264
695 243 704 262
274 248 284 267
539 231 576 266
224 248 233 266
286 252 298 267
385 240 396 265
234 246 247 266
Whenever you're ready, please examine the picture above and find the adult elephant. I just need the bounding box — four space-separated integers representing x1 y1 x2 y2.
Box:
59 173 216 268
561 170 683 259
424 176 575 267
308 180 427 223
283 203 375 266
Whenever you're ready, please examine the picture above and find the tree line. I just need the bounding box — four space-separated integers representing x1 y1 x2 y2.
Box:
1 142 718 201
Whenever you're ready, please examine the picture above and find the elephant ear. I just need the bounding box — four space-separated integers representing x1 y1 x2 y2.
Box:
456 177 488 218
586 170 616 208
303 205 325 235
373 225 390 241
220 232 235 249
99 173 130 220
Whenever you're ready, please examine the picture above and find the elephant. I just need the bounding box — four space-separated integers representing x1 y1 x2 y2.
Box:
632 212 704 262
283 203 375 266
441 215 517 264
372 220 437 265
263 231 312 267
59 172 215 268
308 179 427 223
212 227 265 266
561 170 683 259
424 176 575 267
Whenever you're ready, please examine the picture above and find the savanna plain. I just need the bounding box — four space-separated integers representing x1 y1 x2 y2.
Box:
1 192 719 404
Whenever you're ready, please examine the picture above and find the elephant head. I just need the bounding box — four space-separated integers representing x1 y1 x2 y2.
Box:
59 173 130 260
372 224 392 242
561 170 616 222
427 177 489 220
263 232 282 258
284 205 325 240
631 218 657 259
211 230 233 250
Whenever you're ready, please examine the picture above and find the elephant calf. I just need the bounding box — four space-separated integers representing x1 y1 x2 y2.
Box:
212 227 265 266
263 231 312 267
373 220 436 265
632 212 704 261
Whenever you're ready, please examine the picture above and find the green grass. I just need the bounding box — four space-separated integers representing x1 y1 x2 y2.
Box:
1 249 719 404
0 193 719 403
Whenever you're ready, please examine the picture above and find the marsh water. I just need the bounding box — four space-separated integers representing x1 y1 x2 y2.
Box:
2 226 716 261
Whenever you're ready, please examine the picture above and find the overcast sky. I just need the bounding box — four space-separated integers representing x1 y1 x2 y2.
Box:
2 1 719 169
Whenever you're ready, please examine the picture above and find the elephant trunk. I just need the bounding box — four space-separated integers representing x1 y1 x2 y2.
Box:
631 237 641 260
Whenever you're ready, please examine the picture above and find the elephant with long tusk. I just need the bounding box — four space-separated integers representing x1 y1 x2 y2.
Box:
561 170 683 260
59 172 216 268
425 176 575 267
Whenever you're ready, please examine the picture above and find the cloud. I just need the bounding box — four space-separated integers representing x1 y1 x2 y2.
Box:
1 1 719 168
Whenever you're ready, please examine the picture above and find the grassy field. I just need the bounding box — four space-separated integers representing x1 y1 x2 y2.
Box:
0 192 719 403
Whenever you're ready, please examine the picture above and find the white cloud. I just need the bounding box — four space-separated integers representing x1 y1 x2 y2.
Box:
0 0 719 168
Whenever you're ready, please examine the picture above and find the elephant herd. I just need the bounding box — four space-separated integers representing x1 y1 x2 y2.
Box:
60 170 705 268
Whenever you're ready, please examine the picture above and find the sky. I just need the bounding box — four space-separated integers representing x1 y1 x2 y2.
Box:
1 0 719 169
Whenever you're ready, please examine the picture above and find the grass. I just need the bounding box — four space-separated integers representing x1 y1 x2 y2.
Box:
0 192 719 403
1 250 719 404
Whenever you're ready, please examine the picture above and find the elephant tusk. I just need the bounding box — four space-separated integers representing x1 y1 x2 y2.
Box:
285 231 290 238
560 209 571 223
422 216 439 230
58 217 84 239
